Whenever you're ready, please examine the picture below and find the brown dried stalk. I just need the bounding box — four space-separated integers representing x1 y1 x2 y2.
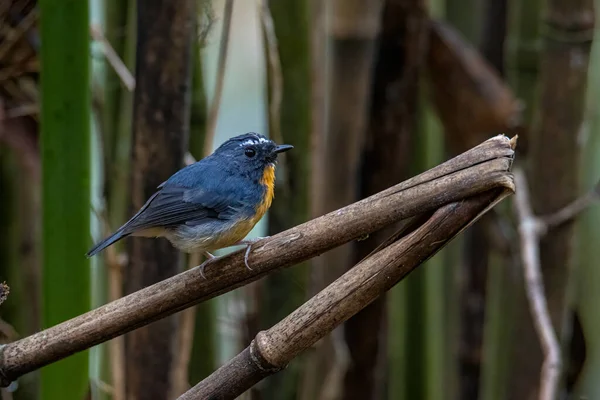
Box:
0 135 515 387
179 187 514 399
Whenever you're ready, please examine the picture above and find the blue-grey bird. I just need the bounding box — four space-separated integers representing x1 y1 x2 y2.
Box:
86 132 293 277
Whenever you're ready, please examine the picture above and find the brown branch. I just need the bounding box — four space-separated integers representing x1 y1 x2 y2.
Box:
204 0 233 155
513 170 561 400
0 135 515 387
178 187 513 399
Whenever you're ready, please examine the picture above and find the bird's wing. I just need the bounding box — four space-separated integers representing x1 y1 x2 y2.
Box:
121 184 248 234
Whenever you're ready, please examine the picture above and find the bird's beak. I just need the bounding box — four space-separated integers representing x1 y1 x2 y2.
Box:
274 144 294 153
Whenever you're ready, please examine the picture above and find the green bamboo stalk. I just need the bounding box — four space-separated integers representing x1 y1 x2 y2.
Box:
188 30 207 162
505 0 542 127
108 0 136 248
445 0 482 43
377 1 429 398
479 249 514 400
188 27 217 385
444 0 515 398
39 0 91 399
388 285 408 400
385 0 450 398
395 81 447 400
573 5 600 396
102 0 128 169
261 0 311 397
421 4 451 400
90 104 110 400
518 0 593 395
421 93 448 400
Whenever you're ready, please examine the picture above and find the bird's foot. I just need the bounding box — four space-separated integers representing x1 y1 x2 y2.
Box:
198 251 217 279
238 236 270 270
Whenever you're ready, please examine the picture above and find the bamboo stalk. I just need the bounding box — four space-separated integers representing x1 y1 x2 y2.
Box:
0 135 516 387
419 86 448 400
260 0 311 397
514 0 594 397
39 0 91 398
186 12 216 388
571 2 600 397
125 0 195 398
309 0 384 397
104 3 136 399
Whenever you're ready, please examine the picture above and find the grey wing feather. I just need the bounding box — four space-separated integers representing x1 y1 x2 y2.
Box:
121 185 241 234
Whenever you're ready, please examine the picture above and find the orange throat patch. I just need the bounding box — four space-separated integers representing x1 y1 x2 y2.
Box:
255 164 275 221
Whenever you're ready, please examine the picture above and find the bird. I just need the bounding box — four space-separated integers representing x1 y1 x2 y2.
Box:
86 132 293 278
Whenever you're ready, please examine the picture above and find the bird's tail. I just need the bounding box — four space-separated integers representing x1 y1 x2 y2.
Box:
86 229 128 258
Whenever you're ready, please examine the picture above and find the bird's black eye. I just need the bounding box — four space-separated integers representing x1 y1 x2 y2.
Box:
245 147 256 158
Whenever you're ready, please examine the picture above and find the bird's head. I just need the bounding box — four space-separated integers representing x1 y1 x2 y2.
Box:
213 133 293 171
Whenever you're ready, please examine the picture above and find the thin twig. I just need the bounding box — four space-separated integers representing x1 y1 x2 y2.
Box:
513 169 561 400
90 24 136 91
539 180 600 230
4 104 38 119
204 0 234 155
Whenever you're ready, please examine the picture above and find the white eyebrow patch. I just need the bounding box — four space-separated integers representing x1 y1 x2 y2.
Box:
240 137 270 146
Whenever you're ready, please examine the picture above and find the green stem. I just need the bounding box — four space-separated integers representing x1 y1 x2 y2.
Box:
40 0 91 398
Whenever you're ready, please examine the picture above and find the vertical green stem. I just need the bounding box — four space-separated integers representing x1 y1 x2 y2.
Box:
262 1 311 398
573 3 600 396
188 25 217 385
420 92 448 400
39 0 91 399
506 0 542 127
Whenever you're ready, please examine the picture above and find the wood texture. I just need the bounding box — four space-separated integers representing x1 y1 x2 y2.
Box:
179 187 514 400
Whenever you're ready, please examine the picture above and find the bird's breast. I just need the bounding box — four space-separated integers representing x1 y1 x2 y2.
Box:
252 164 275 224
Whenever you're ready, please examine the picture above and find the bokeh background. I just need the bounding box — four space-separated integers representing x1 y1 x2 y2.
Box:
1 0 599 399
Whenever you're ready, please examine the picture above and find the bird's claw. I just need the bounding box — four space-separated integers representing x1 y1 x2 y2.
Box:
198 251 216 280
240 236 270 271
244 245 253 271
196 236 271 277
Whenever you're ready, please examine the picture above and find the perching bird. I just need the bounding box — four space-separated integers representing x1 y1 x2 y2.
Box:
86 132 293 277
